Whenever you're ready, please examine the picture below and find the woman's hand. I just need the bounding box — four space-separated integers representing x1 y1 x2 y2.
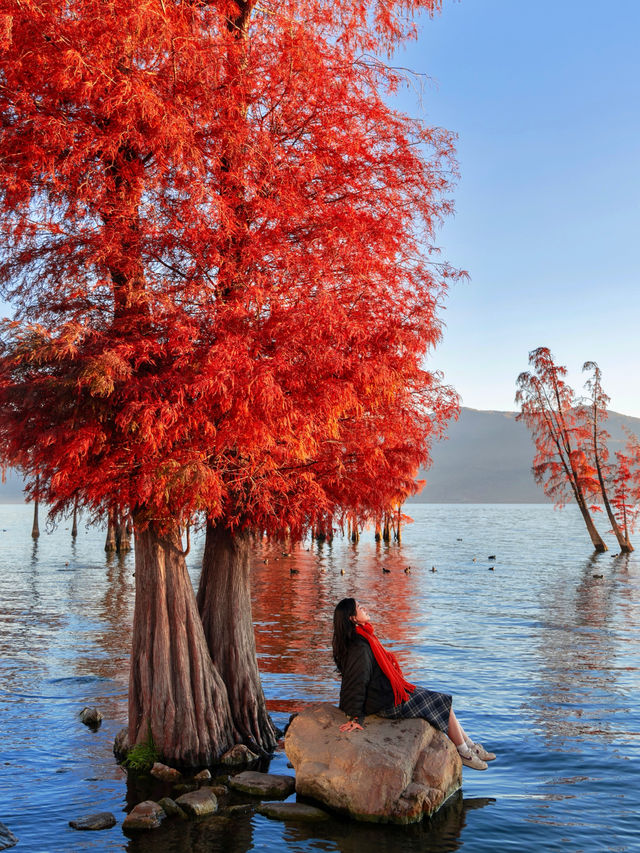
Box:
339 719 363 733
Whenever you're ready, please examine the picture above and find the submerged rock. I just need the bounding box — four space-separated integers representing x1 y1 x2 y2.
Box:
69 812 116 831
157 797 187 819
229 771 296 799
257 802 330 822
219 804 253 817
0 822 18 850
150 762 182 783
220 744 260 766
113 726 130 760
172 782 198 796
175 788 218 817
201 784 228 797
79 707 102 729
285 702 461 824
122 801 165 831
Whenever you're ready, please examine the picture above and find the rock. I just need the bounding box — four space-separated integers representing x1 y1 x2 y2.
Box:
202 784 228 797
193 768 211 781
219 804 253 817
113 726 130 760
284 702 461 824
0 822 18 850
79 707 102 729
229 771 296 799
175 788 218 817
220 744 260 765
257 802 330 822
157 798 188 819
172 782 198 795
69 812 116 831
150 762 182 782
122 801 165 831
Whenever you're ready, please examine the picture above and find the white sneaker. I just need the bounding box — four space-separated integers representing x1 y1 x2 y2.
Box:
472 742 496 761
458 747 488 771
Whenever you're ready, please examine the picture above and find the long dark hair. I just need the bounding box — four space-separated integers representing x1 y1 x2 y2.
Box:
332 597 357 674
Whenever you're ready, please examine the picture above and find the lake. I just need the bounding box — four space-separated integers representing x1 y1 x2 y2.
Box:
0 503 638 852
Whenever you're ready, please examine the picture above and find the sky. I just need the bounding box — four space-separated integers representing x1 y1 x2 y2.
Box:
393 0 640 416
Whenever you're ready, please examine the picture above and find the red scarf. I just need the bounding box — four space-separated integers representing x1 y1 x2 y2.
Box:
355 622 415 705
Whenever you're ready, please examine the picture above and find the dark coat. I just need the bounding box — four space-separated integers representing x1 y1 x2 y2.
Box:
339 635 395 723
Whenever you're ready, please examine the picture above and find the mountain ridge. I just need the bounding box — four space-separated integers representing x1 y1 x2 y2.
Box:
2 407 639 504
410 406 640 503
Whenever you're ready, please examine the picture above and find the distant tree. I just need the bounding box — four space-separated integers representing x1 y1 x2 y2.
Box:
516 347 606 551
0 0 458 764
610 450 638 551
581 361 633 552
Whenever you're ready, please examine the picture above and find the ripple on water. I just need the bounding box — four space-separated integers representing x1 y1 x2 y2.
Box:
0 503 638 852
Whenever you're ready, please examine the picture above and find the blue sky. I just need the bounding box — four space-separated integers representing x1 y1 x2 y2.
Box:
394 0 640 416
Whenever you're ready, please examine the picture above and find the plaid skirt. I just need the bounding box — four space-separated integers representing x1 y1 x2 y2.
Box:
377 686 452 733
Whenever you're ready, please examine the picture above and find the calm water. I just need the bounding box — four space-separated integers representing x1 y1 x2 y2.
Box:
0 504 638 852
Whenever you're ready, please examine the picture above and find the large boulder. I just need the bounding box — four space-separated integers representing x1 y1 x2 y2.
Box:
284 702 461 824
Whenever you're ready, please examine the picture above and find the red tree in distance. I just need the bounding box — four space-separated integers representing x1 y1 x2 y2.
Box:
516 347 607 552
581 361 633 552
610 449 638 550
0 0 459 764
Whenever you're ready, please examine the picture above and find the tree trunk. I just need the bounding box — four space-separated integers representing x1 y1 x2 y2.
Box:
31 473 40 538
129 518 235 767
71 499 78 538
382 514 391 542
374 518 382 542
105 509 117 552
31 500 39 539
350 516 359 543
594 455 633 552
117 512 133 552
575 492 607 552
197 522 278 755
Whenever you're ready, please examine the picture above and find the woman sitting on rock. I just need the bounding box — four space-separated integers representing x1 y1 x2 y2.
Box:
332 598 495 771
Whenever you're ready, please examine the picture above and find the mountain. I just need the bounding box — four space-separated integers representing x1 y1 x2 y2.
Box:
410 407 640 503
2 407 639 504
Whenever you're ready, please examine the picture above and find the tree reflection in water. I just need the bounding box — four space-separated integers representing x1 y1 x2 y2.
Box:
122 790 495 853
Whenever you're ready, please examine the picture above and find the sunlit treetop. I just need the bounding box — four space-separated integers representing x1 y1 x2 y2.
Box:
0 0 459 534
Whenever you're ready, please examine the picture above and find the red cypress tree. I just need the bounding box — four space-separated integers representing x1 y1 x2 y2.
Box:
610 449 637 551
581 361 633 552
0 0 458 764
516 347 606 551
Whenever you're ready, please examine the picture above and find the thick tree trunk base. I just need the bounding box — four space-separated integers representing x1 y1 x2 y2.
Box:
105 510 117 552
198 523 278 755
129 519 235 768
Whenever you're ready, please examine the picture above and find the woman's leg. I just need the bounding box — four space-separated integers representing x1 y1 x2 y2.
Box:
449 709 496 763
447 709 465 746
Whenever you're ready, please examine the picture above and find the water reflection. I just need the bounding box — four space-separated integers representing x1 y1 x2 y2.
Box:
2 504 639 853
119 788 495 853
527 551 635 748
251 533 424 715
279 793 496 853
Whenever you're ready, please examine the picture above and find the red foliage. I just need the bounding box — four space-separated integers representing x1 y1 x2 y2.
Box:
0 0 459 534
610 450 639 538
516 347 599 507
